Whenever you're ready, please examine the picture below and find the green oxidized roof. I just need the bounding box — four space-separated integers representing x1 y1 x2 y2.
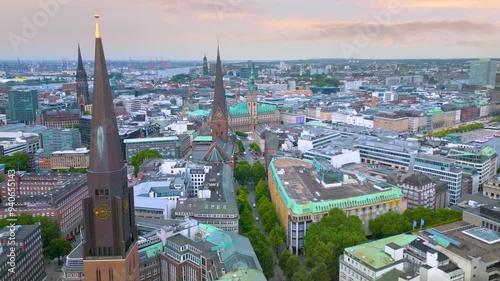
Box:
344 234 417 270
199 223 220 233
269 158 404 216
188 110 210 116
426 108 443 116
229 102 277 116
306 121 329 127
138 241 163 259
229 102 249 116
482 146 496 156
258 104 276 113
194 136 213 142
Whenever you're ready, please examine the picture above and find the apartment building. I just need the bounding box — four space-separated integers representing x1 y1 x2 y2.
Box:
413 154 463 205
0 225 46 281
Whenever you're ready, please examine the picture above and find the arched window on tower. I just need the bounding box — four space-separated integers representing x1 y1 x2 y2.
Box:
96 269 101 281
109 268 114 281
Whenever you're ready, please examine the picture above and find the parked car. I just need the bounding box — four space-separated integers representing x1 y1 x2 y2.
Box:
255 217 259 221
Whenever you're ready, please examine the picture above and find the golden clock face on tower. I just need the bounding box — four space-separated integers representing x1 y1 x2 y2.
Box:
94 204 111 220
123 198 129 212
217 112 222 118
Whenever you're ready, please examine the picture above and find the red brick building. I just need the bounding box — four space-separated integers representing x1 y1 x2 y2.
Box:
0 173 88 236
36 109 81 128
460 106 478 123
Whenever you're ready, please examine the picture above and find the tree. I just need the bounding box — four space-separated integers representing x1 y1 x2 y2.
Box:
0 175 3 183
237 140 245 153
250 142 261 152
130 149 163 176
234 161 251 185
0 152 30 171
284 254 301 279
254 240 274 279
240 208 255 234
369 211 412 239
255 179 268 204
250 161 266 183
170 73 192 83
0 214 35 229
36 216 61 247
257 197 279 232
311 263 330 281
269 223 285 255
279 250 292 270
235 131 248 138
291 267 311 281
68 167 87 174
44 238 72 265
0 214 60 248
304 208 367 280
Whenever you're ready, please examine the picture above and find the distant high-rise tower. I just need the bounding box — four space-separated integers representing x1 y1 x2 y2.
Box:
247 67 258 131
76 44 90 114
8 89 38 125
469 59 498 88
211 45 229 142
203 54 209 76
82 15 139 281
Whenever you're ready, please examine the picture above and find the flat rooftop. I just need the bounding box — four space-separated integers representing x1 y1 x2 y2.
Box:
345 234 417 270
419 221 500 263
272 158 392 204
462 227 500 244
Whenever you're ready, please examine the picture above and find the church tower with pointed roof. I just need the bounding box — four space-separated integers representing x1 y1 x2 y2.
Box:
76 44 90 114
202 54 209 75
211 45 229 142
247 66 258 130
82 15 139 281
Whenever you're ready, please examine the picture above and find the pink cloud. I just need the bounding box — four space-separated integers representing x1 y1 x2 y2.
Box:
372 0 500 8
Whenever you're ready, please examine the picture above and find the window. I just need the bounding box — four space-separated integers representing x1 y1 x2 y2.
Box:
96 269 101 281
109 268 114 281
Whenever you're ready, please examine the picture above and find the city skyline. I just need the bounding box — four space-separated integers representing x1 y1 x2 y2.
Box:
2 0 500 61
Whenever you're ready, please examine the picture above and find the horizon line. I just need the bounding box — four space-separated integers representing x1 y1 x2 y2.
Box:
0 57 497 62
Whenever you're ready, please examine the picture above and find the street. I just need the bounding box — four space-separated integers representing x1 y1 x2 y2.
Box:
44 232 82 281
237 136 286 281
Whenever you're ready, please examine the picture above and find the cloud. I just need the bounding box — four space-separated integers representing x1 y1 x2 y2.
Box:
141 0 248 19
372 0 500 9
254 19 499 51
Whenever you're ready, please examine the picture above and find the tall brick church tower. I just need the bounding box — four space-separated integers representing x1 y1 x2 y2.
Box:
211 45 229 142
82 15 139 281
76 43 90 114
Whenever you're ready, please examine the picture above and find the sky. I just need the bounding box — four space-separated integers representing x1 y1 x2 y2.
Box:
1 0 500 61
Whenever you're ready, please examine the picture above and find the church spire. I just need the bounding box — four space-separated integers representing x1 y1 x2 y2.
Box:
211 43 229 142
202 53 208 75
83 17 139 278
76 43 90 111
88 15 123 172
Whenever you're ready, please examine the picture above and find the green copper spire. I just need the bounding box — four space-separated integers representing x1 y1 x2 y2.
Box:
249 66 255 94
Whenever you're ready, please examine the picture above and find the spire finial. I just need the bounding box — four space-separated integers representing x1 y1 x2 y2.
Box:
94 14 101 38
